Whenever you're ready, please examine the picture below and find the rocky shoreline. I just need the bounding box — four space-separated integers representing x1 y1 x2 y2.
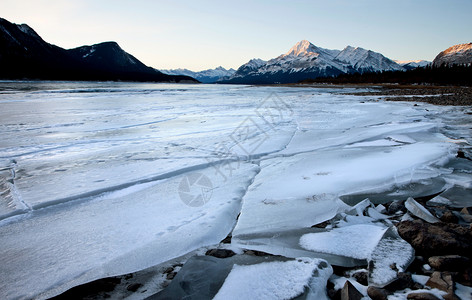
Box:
345 85 472 106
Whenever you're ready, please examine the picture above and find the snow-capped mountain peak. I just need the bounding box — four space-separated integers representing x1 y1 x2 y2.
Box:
284 40 318 57
282 40 339 59
245 58 266 68
335 46 370 64
334 45 404 73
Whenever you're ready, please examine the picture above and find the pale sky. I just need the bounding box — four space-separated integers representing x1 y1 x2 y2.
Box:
1 0 471 71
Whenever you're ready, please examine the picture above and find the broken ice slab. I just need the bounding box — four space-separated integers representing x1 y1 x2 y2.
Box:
368 227 415 287
435 185 472 208
299 223 414 288
150 255 332 300
405 197 440 223
299 224 388 260
232 227 366 268
339 176 447 206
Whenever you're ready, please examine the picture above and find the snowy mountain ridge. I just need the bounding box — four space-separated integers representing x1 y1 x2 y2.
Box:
395 60 431 70
221 40 407 84
160 66 235 83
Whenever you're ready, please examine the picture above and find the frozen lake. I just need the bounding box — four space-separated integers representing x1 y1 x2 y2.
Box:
0 82 470 299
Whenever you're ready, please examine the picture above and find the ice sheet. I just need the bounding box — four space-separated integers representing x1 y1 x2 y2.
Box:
0 82 468 299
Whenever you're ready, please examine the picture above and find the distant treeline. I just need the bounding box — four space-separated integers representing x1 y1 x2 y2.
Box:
302 65 472 86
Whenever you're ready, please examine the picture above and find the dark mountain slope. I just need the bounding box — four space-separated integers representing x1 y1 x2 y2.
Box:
0 17 196 82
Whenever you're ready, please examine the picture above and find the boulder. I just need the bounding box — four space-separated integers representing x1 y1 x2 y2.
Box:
396 219 472 257
387 200 406 215
440 211 459 223
383 272 414 292
406 292 441 300
426 271 453 292
352 271 368 285
367 286 388 300
205 249 236 258
428 255 470 271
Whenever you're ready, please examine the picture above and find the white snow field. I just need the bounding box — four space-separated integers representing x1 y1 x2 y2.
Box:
0 81 470 299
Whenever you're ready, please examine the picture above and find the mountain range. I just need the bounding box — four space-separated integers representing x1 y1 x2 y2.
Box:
160 66 235 83
0 17 197 82
220 40 408 84
395 60 430 70
1 17 470 84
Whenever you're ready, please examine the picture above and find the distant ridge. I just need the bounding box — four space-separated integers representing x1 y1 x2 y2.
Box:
0 17 198 82
160 66 235 83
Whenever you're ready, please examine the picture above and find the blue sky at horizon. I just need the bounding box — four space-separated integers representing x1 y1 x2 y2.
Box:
1 0 471 71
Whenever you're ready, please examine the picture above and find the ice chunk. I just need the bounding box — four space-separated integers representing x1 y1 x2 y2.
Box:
213 258 332 300
367 207 390 220
368 227 415 287
299 224 387 260
346 198 372 216
405 197 440 223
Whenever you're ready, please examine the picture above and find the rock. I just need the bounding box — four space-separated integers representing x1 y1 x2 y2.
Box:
367 286 388 300
327 280 341 300
460 207 472 223
461 207 472 215
243 249 272 256
340 280 363 300
352 271 368 285
440 211 459 223
126 283 142 292
166 272 176 280
407 292 441 300
407 256 426 274
51 277 121 299
426 271 455 293
220 235 232 244
384 272 414 292
428 255 470 271
405 197 440 223
412 282 424 290
311 220 331 228
205 249 236 258
387 200 405 215
396 219 472 257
